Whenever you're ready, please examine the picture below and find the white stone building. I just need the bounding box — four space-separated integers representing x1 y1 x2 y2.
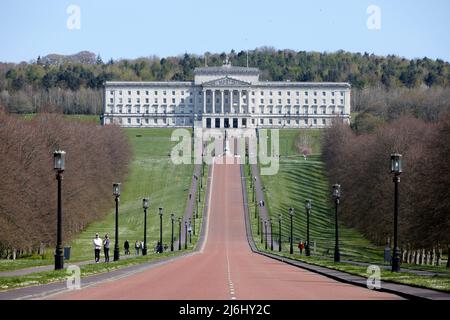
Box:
102 62 351 129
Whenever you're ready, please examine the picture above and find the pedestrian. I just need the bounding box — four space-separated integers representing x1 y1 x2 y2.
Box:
93 233 102 263
124 240 130 255
155 241 161 253
298 241 304 255
140 240 145 254
262 200 265 207
103 234 110 263
135 240 140 255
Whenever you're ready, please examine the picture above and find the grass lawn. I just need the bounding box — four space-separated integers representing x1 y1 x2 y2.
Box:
1 127 197 271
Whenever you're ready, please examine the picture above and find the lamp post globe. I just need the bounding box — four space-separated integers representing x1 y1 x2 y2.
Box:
142 198 149 255
289 207 294 254
332 184 341 262
113 183 121 261
390 153 402 272
53 150 65 270
305 199 312 256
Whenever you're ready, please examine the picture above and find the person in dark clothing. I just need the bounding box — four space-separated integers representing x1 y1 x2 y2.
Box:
103 234 110 263
124 240 130 255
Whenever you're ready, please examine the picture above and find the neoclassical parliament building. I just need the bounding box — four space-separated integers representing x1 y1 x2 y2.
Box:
102 61 351 129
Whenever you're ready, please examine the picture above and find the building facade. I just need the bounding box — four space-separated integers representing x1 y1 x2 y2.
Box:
102 62 351 129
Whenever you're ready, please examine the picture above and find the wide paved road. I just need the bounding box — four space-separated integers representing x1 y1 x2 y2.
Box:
52 156 400 300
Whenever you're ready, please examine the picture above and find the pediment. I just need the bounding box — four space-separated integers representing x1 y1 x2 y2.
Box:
202 76 251 87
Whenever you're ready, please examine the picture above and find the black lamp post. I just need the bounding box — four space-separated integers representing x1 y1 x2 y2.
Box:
270 218 273 251
264 220 268 250
53 150 65 270
113 183 121 261
391 153 402 272
184 220 188 249
332 184 341 262
260 218 264 244
158 207 163 253
188 218 192 243
142 198 149 255
278 214 282 252
170 213 175 252
193 212 196 235
305 199 312 256
289 207 294 254
178 217 182 250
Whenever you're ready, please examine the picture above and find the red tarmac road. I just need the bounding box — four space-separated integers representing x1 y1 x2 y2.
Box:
52 157 400 300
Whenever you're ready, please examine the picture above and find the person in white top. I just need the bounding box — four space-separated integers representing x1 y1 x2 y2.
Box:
93 233 102 263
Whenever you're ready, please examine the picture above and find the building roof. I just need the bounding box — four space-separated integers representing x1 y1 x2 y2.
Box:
194 65 260 76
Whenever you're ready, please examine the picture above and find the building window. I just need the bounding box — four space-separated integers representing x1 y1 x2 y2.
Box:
155 91 158 95
110 98 113 103
304 119 308 124
154 119 157 124
340 92 344 96
322 91 326 96
146 91 149 95
313 119 317 124
260 99 264 103
119 98 122 103
305 99 308 104
163 91 166 95
145 118 149 124
181 91 184 95
137 91 140 95
340 99 344 104
163 98 167 103
110 91 114 95
127 118 131 124
260 119 264 124
296 91 299 96
137 107 140 113
287 91 291 96
119 91 122 95
287 99 291 104
278 99 281 104
314 99 317 104
155 98 158 103
305 91 308 96
128 91 131 95
260 91 264 95
172 91 175 95
322 119 326 125
278 91 281 96
137 118 140 124
269 99 273 104
127 107 131 113
322 99 326 105
269 119 273 124
137 98 140 103
331 92 335 96
128 98 131 103
146 98 149 103
172 98 176 103
314 91 317 96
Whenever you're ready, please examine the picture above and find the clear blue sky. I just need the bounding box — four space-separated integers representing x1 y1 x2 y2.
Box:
1 0 449 63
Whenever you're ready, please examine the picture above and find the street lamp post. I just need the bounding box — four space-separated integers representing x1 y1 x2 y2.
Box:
158 207 163 253
193 212 196 235
171 213 175 252
270 218 273 251
289 207 294 254
142 198 149 256
260 218 264 244
188 218 192 244
113 183 121 261
53 150 65 270
178 217 182 250
278 214 282 252
184 220 188 249
332 184 341 262
264 220 268 250
391 153 402 272
305 199 312 256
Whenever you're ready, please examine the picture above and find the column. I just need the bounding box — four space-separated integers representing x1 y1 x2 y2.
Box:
230 90 233 114
237 90 241 114
212 90 215 114
220 90 224 114
203 89 206 114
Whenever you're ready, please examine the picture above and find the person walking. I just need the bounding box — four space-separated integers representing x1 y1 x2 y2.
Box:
140 240 144 254
103 234 110 263
93 233 102 263
124 240 130 255
298 241 304 255
135 240 140 255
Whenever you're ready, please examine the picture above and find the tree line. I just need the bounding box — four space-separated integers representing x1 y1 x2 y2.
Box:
0 48 449 114
322 113 450 253
0 111 131 259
